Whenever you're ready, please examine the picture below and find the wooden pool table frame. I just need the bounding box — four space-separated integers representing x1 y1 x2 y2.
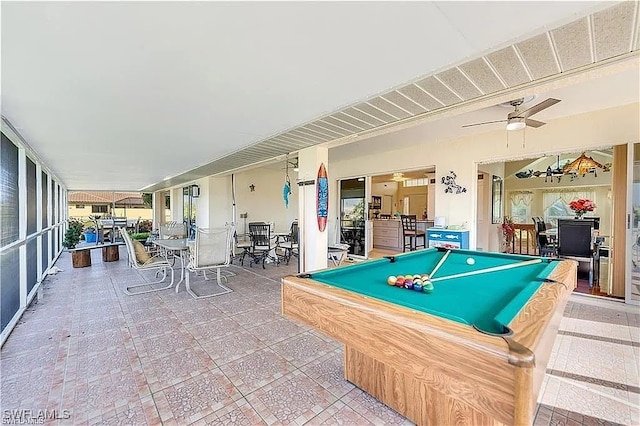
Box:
282 258 577 425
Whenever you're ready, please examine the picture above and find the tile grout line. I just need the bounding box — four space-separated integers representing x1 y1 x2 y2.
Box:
544 373 640 410
547 368 640 394
558 329 640 347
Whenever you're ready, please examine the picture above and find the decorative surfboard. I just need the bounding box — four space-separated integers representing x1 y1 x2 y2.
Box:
317 163 328 232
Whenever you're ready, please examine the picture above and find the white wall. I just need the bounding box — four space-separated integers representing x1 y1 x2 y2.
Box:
328 103 639 249
233 167 299 234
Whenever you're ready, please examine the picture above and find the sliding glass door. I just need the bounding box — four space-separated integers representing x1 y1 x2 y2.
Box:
630 143 639 304
340 178 366 257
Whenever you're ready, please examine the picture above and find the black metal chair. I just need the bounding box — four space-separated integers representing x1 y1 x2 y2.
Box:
533 217 556 257
247 222 275 268
278 221 299 265
400 215 426 252
557 219 599 286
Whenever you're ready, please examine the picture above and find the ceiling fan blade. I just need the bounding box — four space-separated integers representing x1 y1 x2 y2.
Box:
462 119 507 128
519 98 560 119
525 118 546 128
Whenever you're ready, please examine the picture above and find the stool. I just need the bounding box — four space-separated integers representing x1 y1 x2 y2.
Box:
102 245 120 262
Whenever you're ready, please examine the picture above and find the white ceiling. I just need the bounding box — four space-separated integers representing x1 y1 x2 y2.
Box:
1 1 634 191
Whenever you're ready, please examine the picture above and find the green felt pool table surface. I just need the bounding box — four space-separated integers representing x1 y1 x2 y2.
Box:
310 248 557 334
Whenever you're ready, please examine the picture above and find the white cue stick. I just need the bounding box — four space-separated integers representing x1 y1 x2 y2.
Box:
430 258 543 283
429 249 451 278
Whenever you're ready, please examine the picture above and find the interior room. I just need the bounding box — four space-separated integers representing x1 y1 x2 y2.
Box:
492 149 614 295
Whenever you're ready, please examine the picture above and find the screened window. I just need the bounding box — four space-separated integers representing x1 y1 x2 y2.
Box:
42 171 48 228
1 133 19 246
92 205 108 213
26 157 37 234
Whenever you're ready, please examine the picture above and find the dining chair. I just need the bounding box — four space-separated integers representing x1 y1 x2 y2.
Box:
184 225 235 299
557 219 599 285
533 217 556 257
160 221 187 239
248 222 275 268
400 215 426 252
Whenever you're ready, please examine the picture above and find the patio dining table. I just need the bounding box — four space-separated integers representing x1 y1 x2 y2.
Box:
152 238 192 291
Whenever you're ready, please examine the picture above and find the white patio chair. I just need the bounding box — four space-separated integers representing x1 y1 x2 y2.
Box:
184 225 235 299
121 229 175 295
159 221 187 239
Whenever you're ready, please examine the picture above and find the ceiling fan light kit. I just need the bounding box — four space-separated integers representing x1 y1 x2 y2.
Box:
463 97 561 131
506 119 526 131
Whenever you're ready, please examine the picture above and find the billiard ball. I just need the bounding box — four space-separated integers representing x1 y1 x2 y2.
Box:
404 281 414 290
423 282 434 293
387 276 397 286
396 276 405 285
413 283 423 292
405 274 413 280
466 257 475 265
421 274 430 281
413 274 422 280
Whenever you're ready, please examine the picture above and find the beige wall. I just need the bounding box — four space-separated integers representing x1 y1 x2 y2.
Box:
68 205 152 221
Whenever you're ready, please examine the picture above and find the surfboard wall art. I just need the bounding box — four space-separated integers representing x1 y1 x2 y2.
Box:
317 163 328 232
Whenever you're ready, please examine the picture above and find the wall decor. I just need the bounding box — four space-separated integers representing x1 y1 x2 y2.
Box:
441 171 467 194
491 175 503 224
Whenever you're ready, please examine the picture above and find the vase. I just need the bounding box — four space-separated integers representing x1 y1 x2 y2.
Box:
575 212 585 219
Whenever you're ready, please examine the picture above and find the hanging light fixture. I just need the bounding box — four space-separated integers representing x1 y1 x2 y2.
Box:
562 152 604 178
391 172 408 182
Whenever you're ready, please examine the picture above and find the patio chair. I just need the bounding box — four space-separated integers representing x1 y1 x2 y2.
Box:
278 221 299 265
247 222 275 268
121 230 175 295
159 221 187 239
184 226 235 299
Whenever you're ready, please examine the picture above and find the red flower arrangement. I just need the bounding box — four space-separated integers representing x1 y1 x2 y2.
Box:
569 199 596 217
501 216 515 253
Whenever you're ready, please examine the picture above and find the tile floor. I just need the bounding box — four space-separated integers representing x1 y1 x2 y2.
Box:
1 248 639 425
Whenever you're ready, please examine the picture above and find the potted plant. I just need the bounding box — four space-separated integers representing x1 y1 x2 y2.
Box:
62 219 84 249
63 219 91 268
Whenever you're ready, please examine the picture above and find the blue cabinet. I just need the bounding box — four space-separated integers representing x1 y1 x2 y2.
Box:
426 228 469 249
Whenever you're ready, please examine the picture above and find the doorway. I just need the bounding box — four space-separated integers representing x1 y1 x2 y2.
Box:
339 178 366 257
478 149 618 298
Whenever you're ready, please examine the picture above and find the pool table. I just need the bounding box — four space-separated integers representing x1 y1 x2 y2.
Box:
281 248 577 425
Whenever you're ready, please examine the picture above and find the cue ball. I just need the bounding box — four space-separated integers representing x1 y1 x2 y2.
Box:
466 257 475 265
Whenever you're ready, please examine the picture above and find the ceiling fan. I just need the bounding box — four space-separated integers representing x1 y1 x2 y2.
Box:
463 97 561 131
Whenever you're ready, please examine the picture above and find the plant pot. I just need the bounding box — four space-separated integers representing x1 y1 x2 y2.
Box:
72 250 91 268
85 232 97 243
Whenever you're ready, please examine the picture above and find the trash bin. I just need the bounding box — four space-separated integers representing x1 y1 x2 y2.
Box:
85 232 97 243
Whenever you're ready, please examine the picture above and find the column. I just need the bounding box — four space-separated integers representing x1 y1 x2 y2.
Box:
297 146 329 272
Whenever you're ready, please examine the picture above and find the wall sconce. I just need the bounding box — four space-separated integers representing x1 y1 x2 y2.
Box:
191 185 200 198
249 184 255 192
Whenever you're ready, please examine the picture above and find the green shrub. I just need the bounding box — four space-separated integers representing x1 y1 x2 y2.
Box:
63 219 85 249
130 232 150 241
